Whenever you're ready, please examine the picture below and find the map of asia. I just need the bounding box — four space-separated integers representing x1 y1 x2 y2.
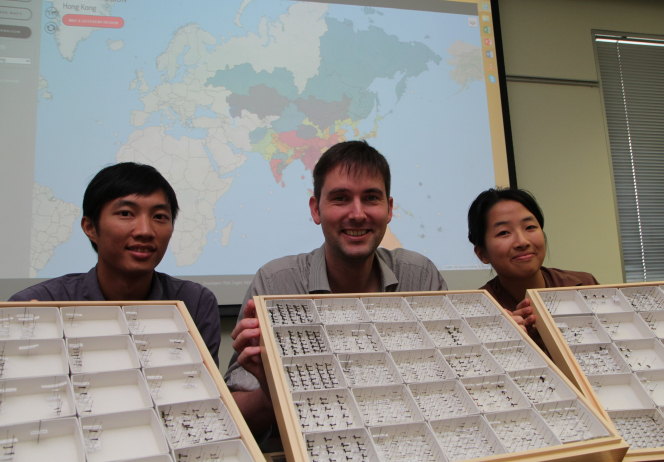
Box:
33 0 494 278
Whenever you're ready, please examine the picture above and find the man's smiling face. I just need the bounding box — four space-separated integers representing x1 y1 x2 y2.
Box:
310 164 393 264
82 190 174 279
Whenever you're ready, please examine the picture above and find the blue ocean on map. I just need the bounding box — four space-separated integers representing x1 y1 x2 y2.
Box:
35 0 494 278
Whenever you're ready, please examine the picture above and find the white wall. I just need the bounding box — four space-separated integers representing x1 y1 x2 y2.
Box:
497 0 664 284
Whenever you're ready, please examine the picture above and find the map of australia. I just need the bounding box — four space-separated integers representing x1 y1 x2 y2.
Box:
34 0 492 277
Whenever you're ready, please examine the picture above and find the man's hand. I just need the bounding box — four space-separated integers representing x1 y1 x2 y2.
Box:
231 299 270 400
230 299 276 435
508 298 537 335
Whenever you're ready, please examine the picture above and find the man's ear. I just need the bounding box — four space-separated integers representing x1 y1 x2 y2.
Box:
309 196 321 225
81 216 98 244
387 196 393 223
474 245 491 265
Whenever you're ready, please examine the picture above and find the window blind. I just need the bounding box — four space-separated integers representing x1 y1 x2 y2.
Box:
595 33 664 282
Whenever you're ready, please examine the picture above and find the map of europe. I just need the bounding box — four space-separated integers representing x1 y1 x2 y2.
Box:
33 0 494 278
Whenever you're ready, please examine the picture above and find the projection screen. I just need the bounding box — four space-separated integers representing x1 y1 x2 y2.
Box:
0 0 512 303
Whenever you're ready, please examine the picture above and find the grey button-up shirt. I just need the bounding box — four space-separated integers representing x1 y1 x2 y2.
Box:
224 244 447 391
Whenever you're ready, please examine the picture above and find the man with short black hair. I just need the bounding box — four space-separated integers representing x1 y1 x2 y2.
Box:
225 140 447 435
10 162 221 363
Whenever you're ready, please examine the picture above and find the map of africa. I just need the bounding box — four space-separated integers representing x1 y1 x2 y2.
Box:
33 0 494 278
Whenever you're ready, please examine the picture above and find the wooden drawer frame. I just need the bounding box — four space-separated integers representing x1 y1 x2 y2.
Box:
529 282 664 462
0 300 265 462
256 290 627 462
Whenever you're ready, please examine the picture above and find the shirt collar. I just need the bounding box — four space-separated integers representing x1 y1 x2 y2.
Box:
307 245 399 293
84 265 161 300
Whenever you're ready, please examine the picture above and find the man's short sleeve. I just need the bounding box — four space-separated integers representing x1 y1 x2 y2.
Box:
425 257 447 291
190 286 221 367
223 253 313 391
223 269 271 392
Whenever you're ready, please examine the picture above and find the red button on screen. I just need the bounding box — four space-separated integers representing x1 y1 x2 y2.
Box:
62 14 124 28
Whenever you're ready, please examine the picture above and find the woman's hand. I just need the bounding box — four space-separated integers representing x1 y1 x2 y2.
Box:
508 298 537 334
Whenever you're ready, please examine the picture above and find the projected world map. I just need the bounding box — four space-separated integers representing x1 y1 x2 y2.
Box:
33 0 494 278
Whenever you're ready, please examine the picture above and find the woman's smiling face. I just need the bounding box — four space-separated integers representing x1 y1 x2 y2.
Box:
475 199 546 280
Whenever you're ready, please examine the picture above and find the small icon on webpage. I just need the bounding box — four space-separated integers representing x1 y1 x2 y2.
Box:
46 7 59 19
468 17 478 27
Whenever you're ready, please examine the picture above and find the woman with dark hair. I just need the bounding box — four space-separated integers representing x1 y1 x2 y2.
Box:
468 188 598 334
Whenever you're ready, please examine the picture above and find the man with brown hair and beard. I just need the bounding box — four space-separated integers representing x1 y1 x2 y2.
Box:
224 140 447 436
